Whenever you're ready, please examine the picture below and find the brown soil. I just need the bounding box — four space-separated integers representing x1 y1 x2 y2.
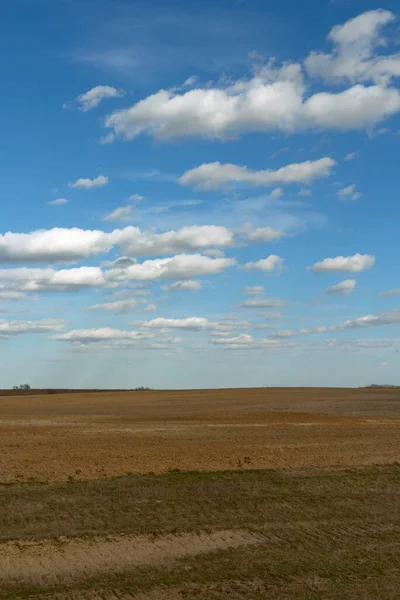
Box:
1 387 400 482
0 530 263 586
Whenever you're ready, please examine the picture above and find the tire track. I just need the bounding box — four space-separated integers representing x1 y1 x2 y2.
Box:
0 530 264 587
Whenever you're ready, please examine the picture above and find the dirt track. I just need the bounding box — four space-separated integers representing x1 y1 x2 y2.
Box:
1 387 400 482
0 530 264 586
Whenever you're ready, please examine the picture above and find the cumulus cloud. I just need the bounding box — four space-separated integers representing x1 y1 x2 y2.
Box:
345 152 358 161
380 288 400 297
0 225 235 264
104 206 132 221
244 286 264 295
202 249 225 258
337 184 361 200
69 175 109 189
246 227 286 243
106 254 236 282
243 255 284 273
0 266 105 292
305 10 400 85
179 158 336 190
0 290 25 300
52 328 144 343
86 299 138 313
0 254 235 292
239 297 286 308
311 253 375 273
139 317 212 331
104 27 400 143
162 280 202 292
72 85 124 111
325 279 356 295
0 318 64 338
48 198 69 206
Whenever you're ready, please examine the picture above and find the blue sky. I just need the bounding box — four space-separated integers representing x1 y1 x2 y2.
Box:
0 0 399 388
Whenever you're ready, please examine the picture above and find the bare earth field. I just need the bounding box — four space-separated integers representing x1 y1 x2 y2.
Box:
1 387 400 482
1 387 400 599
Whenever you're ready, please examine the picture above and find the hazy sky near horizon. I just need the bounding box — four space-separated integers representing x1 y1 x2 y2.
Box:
0 0 399 388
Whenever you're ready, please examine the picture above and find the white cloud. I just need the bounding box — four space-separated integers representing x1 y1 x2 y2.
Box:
0 318 64 338
48 198 69 206
243 255 284 272
325 279 356 295
269 188 284 199
73 86 124 111
246 226 286 243
345 152 358 161
202 249 225 258
52 328 144 343
104 205 132 221
244 286 264 295
0 225 235 264
0 266 105 292
311 253 375 273
107 254 236 282
298 188 312 197
305 10 400 85
129 194 145 202
69 175 109 189
86 299 138 313
0 255 234 292
140 317 211 331
239 297 285 308
380 288 400 297
113 225 234 256
337 184 361 200
179 158 336 190
104 41 400 142
262 311 282 320
162 280 202 292
0 291 25 300
144 303 157 311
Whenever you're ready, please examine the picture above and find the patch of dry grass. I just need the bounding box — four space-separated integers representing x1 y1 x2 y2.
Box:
1 465 400 599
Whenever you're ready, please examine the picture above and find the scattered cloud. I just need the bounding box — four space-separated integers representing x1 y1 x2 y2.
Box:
86 299 138 313
246 227 286 243
305 10 400 85
244 286 264 295
144 303 157 311
48 198 69 206
69 175 109 189
104 205 132 222
380 288 400 297
139 317 212 331
239 297 286 308
311 253 375 272
162 280 202 292
129 194 145 202
298 188 312 196
107 254 236 282
345 152 358 161
179 158 336 190
0 318 64 338
52 328 145 344
243 255 284 273
0 225 236 264
337 184 361 200
325 279 356 295
71 85 124 111
105 51 400 141
379 362 388 367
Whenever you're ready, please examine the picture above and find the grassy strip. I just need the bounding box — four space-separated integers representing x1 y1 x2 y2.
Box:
1 465 399 599
0 465 399 541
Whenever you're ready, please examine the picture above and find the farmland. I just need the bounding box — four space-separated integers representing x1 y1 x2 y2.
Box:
1 387 399 599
